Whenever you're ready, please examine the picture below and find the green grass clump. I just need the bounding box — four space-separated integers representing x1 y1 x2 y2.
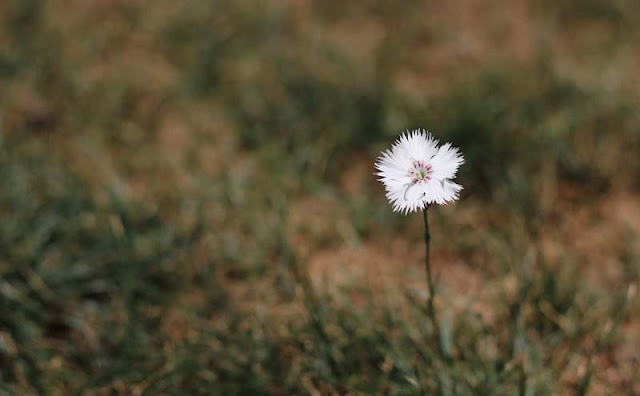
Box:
0 140 207 394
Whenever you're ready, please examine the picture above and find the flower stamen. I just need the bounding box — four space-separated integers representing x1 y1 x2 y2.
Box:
403 183 414 201
409 160 433 184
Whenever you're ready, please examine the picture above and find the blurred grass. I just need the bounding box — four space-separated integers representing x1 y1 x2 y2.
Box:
1 0 640 394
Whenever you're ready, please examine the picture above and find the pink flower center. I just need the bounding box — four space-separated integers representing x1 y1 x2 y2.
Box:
409 160 432 184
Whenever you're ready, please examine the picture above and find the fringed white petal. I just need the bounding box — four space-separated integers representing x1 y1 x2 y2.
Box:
375 130 464 214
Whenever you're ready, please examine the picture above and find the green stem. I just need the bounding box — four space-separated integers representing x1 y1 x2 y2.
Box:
422 207 437 328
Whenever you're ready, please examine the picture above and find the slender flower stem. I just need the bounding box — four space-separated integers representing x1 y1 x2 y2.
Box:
422 207 437 329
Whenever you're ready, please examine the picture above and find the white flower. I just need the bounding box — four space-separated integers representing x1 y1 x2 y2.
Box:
375 129 464 214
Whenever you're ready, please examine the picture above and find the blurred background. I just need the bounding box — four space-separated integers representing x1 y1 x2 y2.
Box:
1 0 640 394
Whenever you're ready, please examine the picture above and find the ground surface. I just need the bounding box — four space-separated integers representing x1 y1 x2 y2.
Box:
1 0 640 394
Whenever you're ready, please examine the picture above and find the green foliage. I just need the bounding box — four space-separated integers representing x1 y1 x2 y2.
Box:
0 141 206 393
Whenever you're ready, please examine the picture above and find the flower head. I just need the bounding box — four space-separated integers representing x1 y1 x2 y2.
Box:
375 129 464 214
